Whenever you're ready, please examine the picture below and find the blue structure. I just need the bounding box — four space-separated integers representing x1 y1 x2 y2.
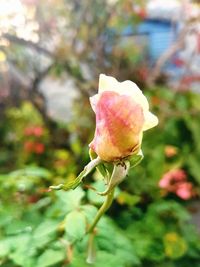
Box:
121 18 200 88
137 20 176 62
123 19 176 63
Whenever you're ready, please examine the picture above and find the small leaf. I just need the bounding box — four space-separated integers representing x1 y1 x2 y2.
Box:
50 157 101 191
37 249 65 267
98 161 130 196
128 150 143 168
33 220 58 238
65 210 86 242
56 187 85 213
10 167 51 179
7 234 36 266
33 220 58 248
81 205 98 226
87 181 106 205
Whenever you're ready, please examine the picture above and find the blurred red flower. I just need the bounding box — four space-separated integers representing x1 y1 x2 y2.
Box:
24 126 44 137
24 141 34 152
33 127 44 137
34 143 45 154
24 141 45 154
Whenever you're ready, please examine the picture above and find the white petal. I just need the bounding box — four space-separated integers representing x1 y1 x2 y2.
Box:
98 74 149 111
119 80 149 111
98 74 119 93
143 111 159 131
89 95 99 113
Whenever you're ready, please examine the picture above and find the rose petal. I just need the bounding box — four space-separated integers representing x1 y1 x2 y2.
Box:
98 74 119 93
176 182 193 200
143 111 159 131
89 95 99 112
119 80 149 111
98 74 149 111
90 91 144 161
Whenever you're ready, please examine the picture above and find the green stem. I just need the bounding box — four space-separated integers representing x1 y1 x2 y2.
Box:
86 231 96 264
87 188 115 234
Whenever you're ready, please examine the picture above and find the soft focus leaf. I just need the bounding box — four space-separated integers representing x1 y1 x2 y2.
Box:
128 150 144 168
50 157 101 191
65 210 86 242
33 220 58 248
37 249 65 267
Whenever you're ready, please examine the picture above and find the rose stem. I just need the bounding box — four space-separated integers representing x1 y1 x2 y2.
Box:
87 188 115 234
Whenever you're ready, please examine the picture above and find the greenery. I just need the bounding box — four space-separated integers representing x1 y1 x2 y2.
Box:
0 0 200 266
0 87 200 267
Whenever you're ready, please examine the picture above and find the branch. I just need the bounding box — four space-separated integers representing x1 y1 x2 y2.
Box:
2 33 54 58
8 61 32 88
28 63 56 125
3 34 91 97
7 59 55 127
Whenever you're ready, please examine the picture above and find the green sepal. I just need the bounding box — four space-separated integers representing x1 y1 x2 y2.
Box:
128 150 143 168
89 149 107 178
98 160 130 196
50 157 101 191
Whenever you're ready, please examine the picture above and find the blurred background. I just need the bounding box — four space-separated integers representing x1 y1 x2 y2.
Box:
0 0 200 266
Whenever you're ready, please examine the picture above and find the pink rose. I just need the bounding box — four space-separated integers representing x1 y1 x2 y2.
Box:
89 74 158 162
159 169 187 189
159 169 195 200
176 182 194 200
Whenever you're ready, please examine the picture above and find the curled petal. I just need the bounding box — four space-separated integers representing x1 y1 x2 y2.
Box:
143 111 159 131
90 95 99 112
99 74 149 111
99 74 119 93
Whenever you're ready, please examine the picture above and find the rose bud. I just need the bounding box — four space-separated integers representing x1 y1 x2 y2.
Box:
89 74 158 162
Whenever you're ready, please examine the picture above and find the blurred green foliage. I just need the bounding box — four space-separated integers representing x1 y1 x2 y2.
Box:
0 86 200 267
